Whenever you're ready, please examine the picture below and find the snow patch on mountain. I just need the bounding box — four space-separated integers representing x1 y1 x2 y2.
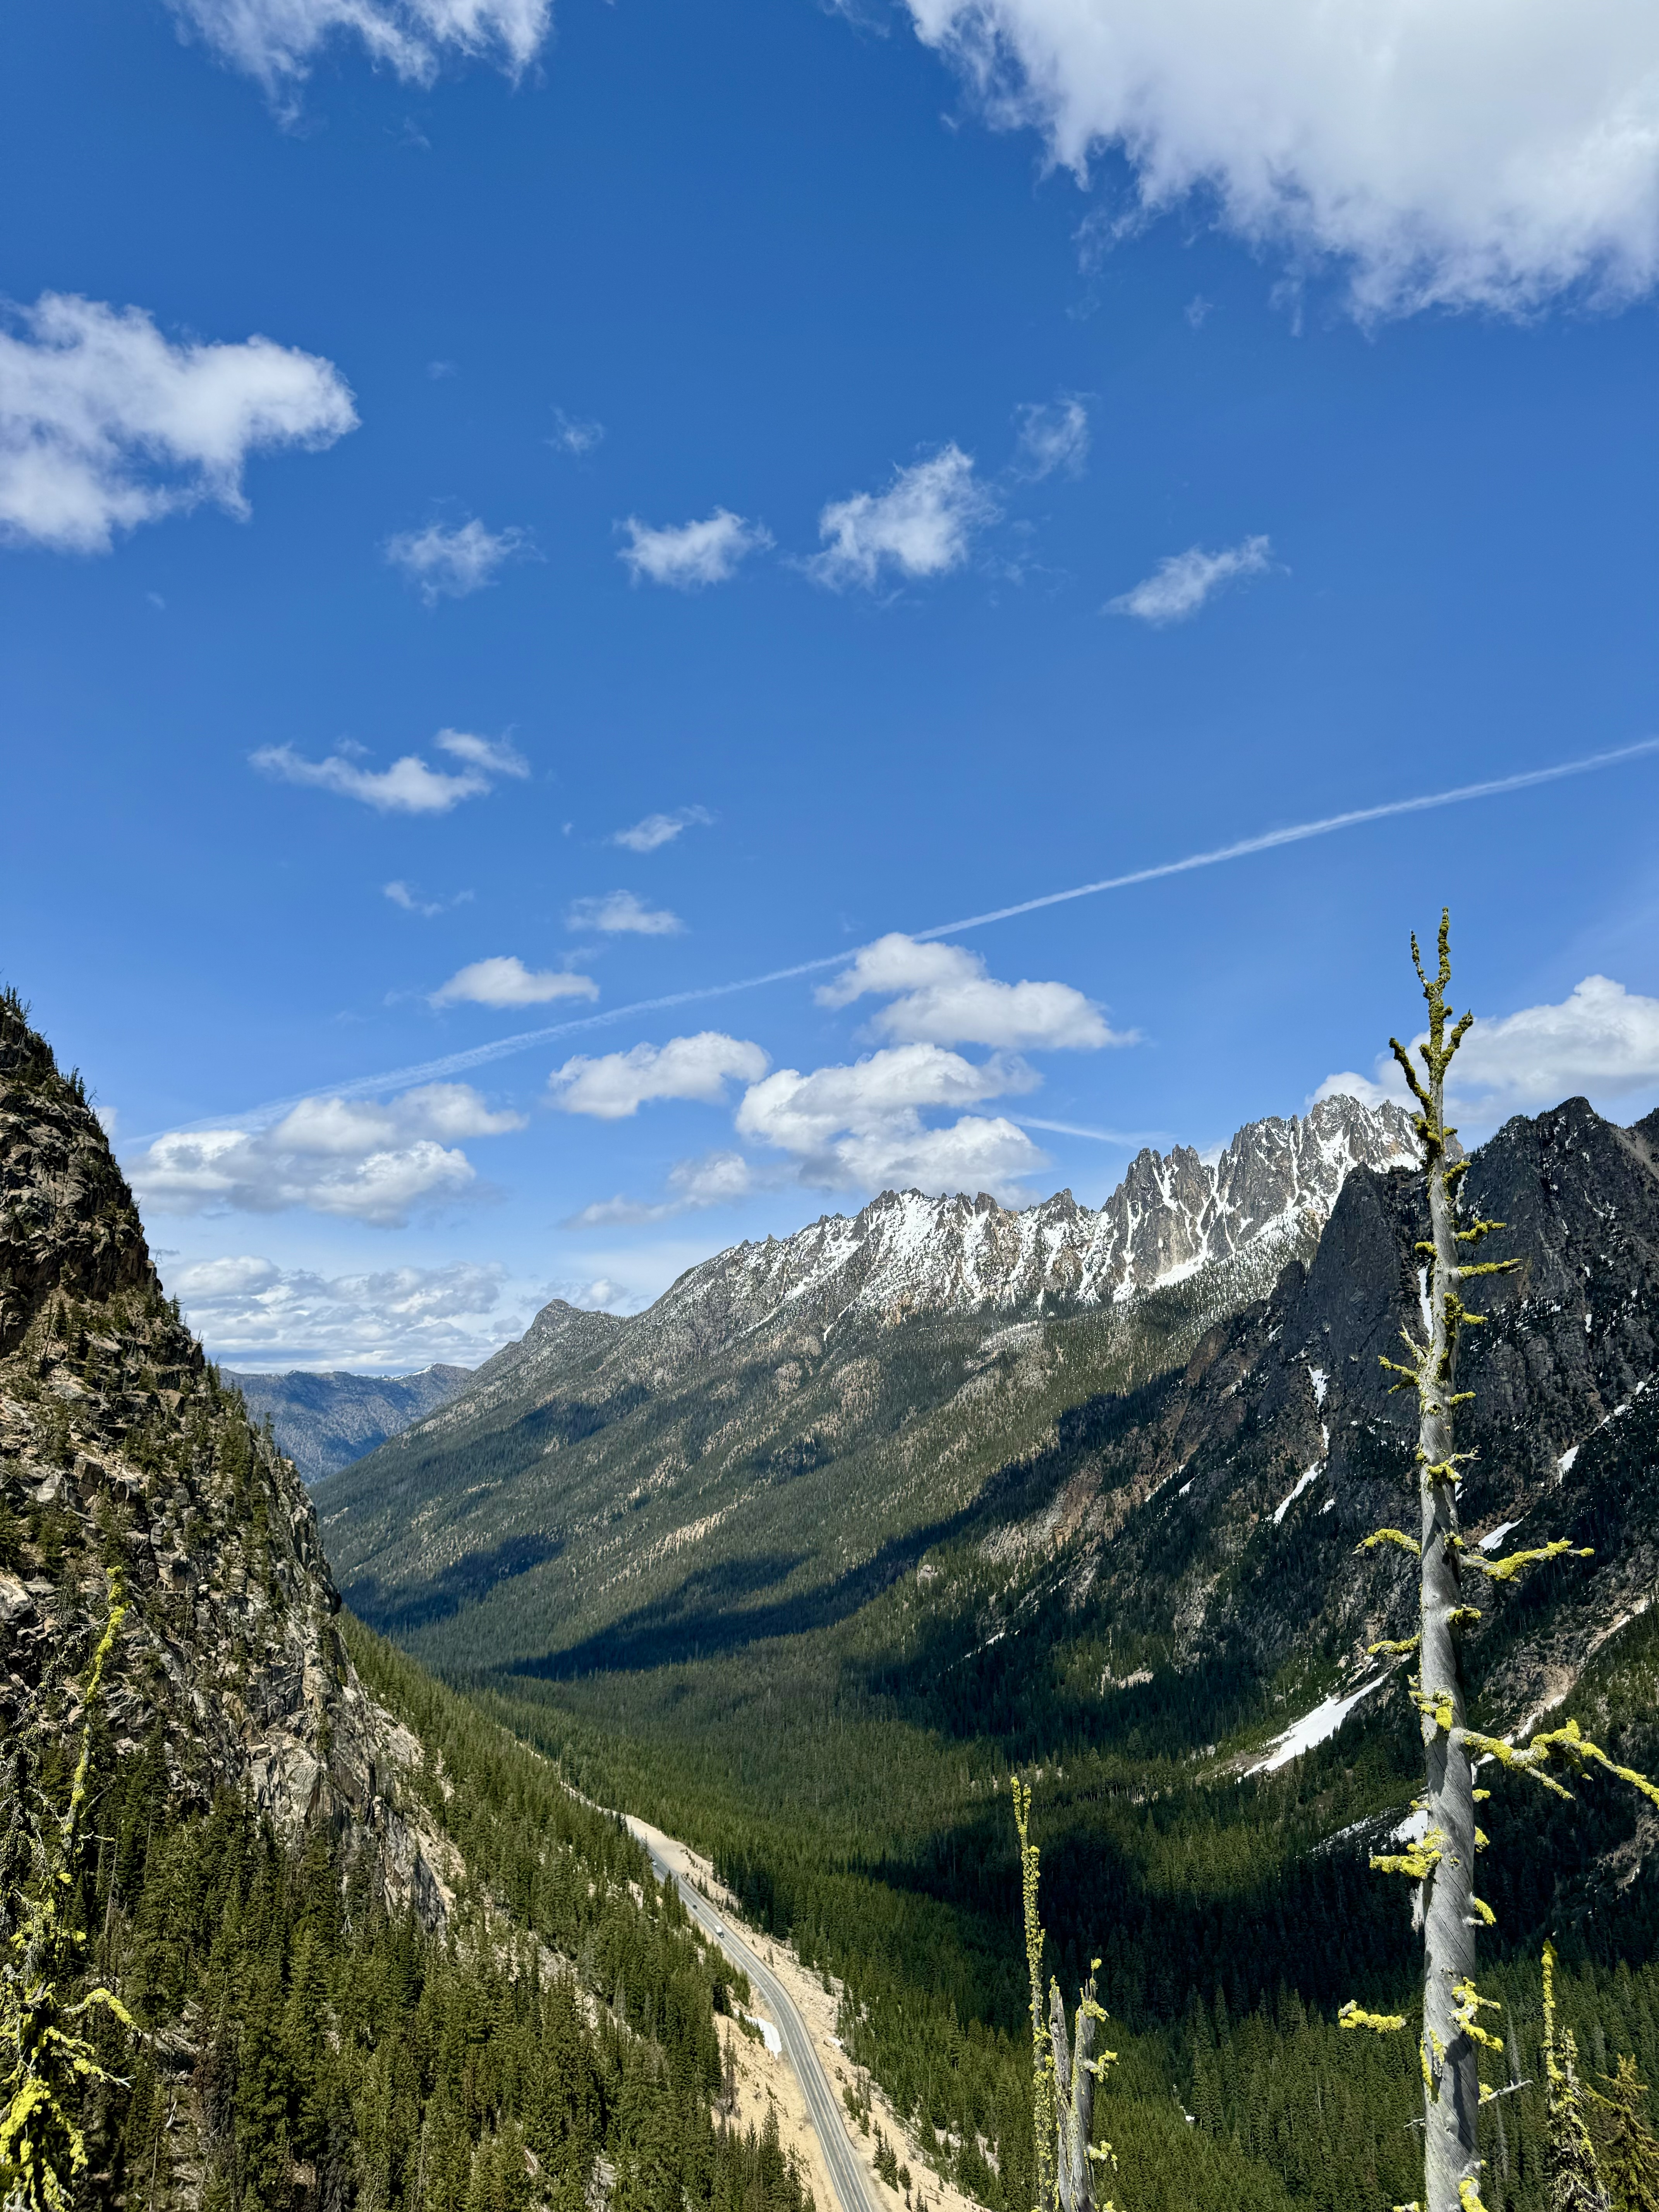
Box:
667 1095 1415 1342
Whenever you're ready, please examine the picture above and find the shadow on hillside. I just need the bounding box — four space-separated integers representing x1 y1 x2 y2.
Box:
508 1372 1187 1682
510 1518 963 1679
344 1528 563 1636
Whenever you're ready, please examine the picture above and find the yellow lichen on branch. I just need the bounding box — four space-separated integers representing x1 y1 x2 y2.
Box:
1359 1528 1422 1560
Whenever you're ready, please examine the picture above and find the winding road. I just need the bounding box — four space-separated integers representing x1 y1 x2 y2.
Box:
625 1814 879 2212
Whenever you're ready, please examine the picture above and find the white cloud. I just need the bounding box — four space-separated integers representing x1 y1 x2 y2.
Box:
566 890 684 936
610 805 714 854
1108 534 1273 624
385 516 532 601
735 1042 1046 1196
810 445 995 590
384 880 473 916
127 1082 525 1227
903 0 1659 319
1012 397 1090 479
172 1252 517 1369
565 1150 760 1227
1312 1069 1403 1114
252 727 526 814
821 1114 1046 1197
618 508 772 589
550 1034 769 1119
737 1042 1027 1152
551 408 604 455
818 933 1127 1050
1317 974 1659 1124
0 292 356 554
431 955 599 1008
168 0 550 96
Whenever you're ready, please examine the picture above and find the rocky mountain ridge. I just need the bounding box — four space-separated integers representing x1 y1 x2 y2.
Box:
397 1092 1412 1455
223 1360 473 1482
963 1094 1659 1738
0 991 446 1910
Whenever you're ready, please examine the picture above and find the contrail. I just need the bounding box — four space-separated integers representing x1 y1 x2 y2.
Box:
908 737 1659 939
131 736 1659 1141
1012 1115 1170 1146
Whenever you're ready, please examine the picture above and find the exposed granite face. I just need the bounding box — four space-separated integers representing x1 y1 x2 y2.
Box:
0 1020 152 1356
222 1363 474 1484
1013 1096 1659 1729
0 996 447 1918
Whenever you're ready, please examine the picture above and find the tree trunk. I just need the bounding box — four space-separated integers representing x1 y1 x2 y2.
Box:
1049 1980 1098 2212
1417 1097 1482 2212
1407 1000 1486 2212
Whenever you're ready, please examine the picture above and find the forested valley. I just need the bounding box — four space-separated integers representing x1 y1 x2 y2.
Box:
9 977 1659 2212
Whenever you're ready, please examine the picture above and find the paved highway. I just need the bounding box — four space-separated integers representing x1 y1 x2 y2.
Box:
625 1815 880 2212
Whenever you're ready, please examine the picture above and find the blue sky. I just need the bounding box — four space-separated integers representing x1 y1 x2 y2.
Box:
4 0 1659 1367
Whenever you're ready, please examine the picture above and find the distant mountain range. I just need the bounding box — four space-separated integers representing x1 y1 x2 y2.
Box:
224 1361 473 1482
318 1080 1659 1752
316 1095 1421 1661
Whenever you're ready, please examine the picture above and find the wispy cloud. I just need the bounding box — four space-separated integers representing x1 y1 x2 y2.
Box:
385 516 533 602
384 880 474 917
566 890 684 936
550 1034 769 1119
252 728 527 815
610 805 714 854
1012 397 1090 480
432 956 598 1008
0 293 356 554
564 1151 761 1227
810 445 995 590
551 407 604 455
1109 534 1274 624
167 0 550 97
128 1083 524 1227
618 508 772 589
819 933 1129 1050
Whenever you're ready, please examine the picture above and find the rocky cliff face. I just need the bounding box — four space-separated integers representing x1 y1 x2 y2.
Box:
0 993 445 1912
985 1095 1659 1738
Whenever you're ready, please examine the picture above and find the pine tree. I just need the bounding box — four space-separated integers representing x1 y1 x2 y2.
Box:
1544 1944 1611 2212
1593 2056 1659 2212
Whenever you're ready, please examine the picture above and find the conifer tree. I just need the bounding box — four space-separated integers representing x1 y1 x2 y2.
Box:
1341 915 1659 2212
1544 1944 1611 2212
1593 2054 1659 2212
